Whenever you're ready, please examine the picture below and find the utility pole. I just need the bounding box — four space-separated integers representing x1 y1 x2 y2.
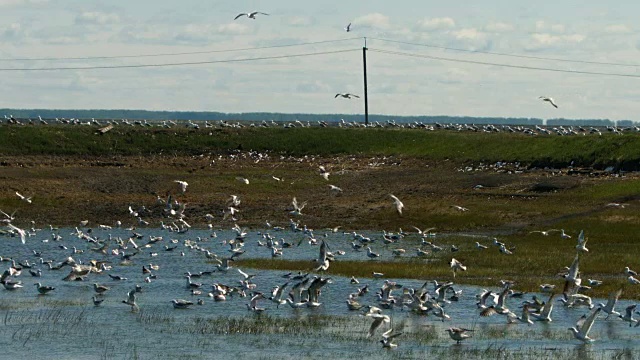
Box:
362 38 369 126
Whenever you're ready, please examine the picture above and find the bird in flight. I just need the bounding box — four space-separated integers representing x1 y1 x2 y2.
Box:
335 93 359 99
389 194 404 215
539 96 558 108
344 23 352 32
234 11 269 20
174 180 188 194
15 192 32 204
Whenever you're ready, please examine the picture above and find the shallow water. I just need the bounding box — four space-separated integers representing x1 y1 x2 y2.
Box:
0 226 639 359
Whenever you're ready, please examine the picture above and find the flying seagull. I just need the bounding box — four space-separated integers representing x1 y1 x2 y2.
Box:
335 93 360 99
234 11 269 20
539 96 558 108
569 307 601 342
15 192 32 204
174 180 188 194
344 23 352 32
389 194 404 215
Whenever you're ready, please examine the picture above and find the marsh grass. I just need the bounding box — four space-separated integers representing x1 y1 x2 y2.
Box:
2 126 640 166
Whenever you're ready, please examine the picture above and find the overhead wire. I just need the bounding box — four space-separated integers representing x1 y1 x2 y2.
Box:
369 37 640 68
368 48 640 79
0 49 359 71
0 37 363 62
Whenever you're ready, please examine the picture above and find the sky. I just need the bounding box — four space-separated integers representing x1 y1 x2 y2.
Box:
1 0 640 120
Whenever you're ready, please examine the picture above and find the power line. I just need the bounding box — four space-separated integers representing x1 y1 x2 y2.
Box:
0 37 363 62
368 48 640 79
0 49 359 71
369 37 640 68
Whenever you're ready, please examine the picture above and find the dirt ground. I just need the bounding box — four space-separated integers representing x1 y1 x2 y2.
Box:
0 152 630 233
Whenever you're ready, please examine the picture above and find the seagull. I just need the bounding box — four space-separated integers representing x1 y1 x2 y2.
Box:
344 23 351 32
449 258 467 278
366 246 380 260
576 230 588 252
619 304 638 326
328 185 343 194
366 313 390 338
236 177 250 185
389 194 404 215
7 223 27 244
92 296 104 306
569 307 601 342
539 96 558 108
174 180 188 194
234 11 269 20
560 229 571 239
15 192 32 204
172 299 195 309
529 229 558 236
531 293 556 322
290 197 307 216
628 276 640 285
380 328 402 348
246 292 267 312
318 166 330 180
451 205 469 212
335 93 360 99
475 242 488 250
625 267 638 277
35 282 55 295
122 289 139 312
445 328 473 344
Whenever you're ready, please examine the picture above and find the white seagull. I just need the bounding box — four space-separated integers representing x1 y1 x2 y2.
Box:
290 197 307 216
335 93 360 99
172 299 194 309
449 258 467 278
174 180 188 193
15 192 32 204
366 313 390 338
539 96 558 108
569 307 601 342
446 327 473 344
7 224 27 244
344 23 351 32
234 11 269 20
122 289 139 312
380 328 402 348
389 194 404 215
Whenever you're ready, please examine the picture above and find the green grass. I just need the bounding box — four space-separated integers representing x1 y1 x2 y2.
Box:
2 125 640 168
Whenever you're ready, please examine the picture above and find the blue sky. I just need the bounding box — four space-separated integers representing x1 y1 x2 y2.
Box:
1 0 639 120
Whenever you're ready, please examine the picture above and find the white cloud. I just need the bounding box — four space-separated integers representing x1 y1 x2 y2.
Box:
0 22 27 43
75 11 121 25
417 17 455 31
604 24 632 34
353 13 390 30
295 80 330 93
0 0 47 6
485 22 514 32
286 16 314 27
535 20 566 34
217 23 250 35
526 33 586 50
452 28 484 40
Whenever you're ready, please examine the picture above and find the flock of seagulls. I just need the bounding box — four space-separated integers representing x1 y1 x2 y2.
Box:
2 172 638 351
4 113 638 139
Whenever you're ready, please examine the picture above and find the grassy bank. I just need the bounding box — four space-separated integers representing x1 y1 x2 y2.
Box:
2 125 640 169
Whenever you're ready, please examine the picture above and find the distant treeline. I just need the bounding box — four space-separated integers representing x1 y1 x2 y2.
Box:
1 108 636 126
